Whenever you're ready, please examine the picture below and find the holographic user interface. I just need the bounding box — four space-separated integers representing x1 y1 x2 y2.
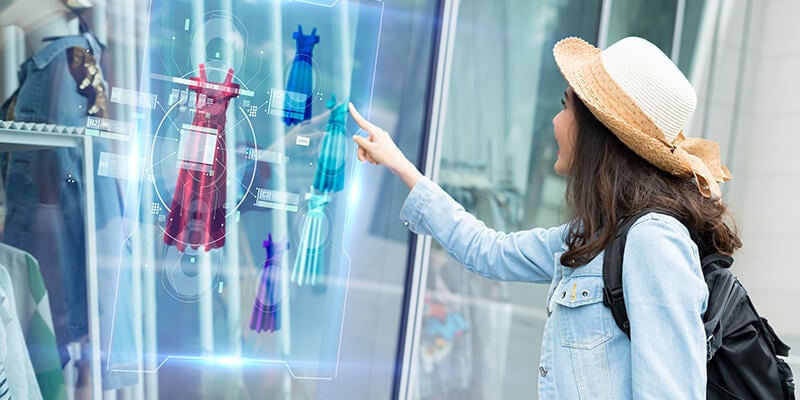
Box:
106 0 384 379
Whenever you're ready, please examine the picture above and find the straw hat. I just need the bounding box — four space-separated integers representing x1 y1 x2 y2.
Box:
553 36 731 199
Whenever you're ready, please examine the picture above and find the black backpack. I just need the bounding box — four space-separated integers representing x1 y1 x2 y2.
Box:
602 209 795 399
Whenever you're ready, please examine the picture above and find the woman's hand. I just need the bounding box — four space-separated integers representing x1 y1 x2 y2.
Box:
349 103 422 188
348 103 405 168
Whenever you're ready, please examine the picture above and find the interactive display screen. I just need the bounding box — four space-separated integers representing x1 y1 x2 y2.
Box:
104 0 384 380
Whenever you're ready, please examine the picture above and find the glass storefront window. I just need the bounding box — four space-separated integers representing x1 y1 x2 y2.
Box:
108 1 439 398
677 0 709 76
1 0 438 399
605 0 678 55
412 1 602 399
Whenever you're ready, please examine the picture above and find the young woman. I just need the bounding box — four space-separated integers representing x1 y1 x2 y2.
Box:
349 36 740 398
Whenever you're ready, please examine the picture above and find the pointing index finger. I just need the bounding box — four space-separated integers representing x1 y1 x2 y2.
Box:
348 102 379 133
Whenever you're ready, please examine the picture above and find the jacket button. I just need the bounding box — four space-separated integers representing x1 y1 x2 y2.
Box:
539 366 547 377
561 291 566 299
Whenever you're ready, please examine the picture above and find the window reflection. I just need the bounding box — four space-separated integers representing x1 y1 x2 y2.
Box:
415 1 601 399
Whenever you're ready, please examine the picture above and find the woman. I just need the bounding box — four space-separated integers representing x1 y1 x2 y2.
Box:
350 36 739 398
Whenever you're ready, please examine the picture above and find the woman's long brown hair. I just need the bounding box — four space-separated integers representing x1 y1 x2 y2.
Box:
560 94 742 268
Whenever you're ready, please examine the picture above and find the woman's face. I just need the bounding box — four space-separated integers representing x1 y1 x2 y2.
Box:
552 87 579 176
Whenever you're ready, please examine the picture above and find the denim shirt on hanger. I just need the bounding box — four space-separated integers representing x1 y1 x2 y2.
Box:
1 32 136 389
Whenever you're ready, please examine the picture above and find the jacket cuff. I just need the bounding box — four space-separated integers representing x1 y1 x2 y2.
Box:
399 176 437 234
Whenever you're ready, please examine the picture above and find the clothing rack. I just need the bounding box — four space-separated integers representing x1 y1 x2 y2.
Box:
0 122 104 399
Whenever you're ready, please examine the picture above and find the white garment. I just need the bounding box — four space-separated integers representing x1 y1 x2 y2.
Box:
0 0 71 32
0 264 43 400
0 314 8 400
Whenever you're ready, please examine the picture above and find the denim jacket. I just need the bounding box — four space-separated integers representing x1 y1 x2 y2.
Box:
400 177 708 399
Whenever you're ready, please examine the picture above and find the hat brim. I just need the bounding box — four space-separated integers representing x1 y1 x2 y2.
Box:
553 37 694 177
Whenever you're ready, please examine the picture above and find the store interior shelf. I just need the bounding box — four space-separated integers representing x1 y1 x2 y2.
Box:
0 121 85 151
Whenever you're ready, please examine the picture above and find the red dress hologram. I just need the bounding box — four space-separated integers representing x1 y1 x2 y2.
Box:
164 65 240 251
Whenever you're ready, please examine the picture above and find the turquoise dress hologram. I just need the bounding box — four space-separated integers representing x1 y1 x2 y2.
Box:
291 96 349 287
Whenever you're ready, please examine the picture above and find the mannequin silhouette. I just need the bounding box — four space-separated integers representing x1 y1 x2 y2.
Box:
0 0 83 54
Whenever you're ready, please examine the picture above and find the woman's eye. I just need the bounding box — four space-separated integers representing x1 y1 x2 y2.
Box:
560 97 566 108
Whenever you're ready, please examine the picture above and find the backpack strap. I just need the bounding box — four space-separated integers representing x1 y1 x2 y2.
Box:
702 259 736 359
603 208 729 342
602 209 658 337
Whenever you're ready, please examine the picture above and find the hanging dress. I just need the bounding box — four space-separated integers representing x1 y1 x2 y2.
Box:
291 96 348 287
313 97 348 193
164 64 240 252
249 234 287 333
284 25 319 126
